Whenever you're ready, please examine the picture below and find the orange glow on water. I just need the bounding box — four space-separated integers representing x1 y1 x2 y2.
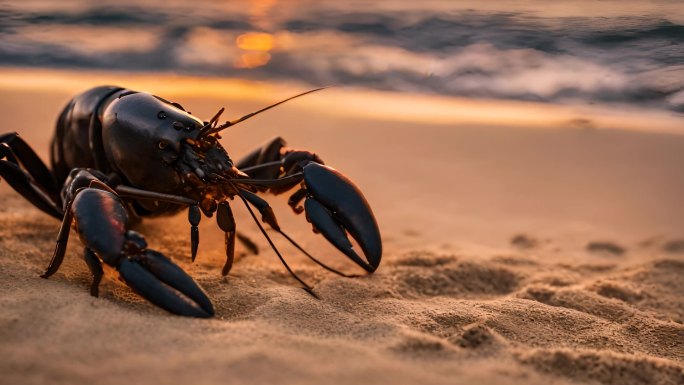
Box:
247 0 279 30
236 32 274 51
234 51 272 69
234 31 274 68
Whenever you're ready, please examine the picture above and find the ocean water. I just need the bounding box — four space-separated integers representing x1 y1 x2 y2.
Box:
0 0 682 112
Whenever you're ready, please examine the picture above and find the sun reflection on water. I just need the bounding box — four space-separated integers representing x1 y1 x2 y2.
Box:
232 0 279 69
234 51 272 69
236 32 274 51
234 32 274 69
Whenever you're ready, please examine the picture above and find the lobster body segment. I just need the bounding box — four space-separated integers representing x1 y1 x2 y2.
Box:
0 86 382 317
101 92 205 194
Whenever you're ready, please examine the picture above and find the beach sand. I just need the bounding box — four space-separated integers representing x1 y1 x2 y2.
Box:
0 69 682 385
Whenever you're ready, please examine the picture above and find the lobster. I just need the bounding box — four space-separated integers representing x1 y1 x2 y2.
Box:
0 86 382 318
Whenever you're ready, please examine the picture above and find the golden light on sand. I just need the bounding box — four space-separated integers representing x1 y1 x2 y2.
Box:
0 67 681 136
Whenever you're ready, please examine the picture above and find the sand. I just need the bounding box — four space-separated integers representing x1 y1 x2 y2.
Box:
0 69 683 385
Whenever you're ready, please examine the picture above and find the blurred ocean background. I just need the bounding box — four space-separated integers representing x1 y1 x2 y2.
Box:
0 0 682 112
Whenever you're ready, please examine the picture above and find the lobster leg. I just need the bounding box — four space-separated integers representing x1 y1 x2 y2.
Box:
83 248 104 297
216 201 236 276
0 133 62 218
189 205 201 261
0 132 60 202
41 201 73 277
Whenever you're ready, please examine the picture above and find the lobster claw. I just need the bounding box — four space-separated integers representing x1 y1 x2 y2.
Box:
69 188 214 318
302 162 382 272
117 249 215 318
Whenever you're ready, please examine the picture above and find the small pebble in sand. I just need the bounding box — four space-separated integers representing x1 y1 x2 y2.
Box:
586 241 625 255
662 239 684 253
511 234 538 249
454 324 496 349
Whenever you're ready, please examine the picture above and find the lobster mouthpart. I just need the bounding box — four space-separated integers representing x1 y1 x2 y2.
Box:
302 163 382 272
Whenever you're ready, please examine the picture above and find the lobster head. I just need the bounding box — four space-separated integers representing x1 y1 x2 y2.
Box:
101 92 241 205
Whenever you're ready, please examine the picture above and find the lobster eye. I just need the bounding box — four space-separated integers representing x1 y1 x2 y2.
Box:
158 140 169 149
157 111 167 120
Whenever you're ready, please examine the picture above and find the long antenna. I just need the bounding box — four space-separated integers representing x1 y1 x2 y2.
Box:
200 87 329 137
230 183 317 296
275 228 358 278
234 185 358 278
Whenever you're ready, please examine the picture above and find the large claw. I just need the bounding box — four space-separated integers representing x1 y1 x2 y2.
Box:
302 162 382 272
69 188 214 318
118 249 215 318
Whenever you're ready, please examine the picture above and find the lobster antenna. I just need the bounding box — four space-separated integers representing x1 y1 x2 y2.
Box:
199 107 226 133
200 87 329 137
209 107 225 128
234 185 356 278
230 183 317 295
275 228 357 278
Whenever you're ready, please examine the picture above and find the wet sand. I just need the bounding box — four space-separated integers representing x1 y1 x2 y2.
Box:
0 68 682 385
